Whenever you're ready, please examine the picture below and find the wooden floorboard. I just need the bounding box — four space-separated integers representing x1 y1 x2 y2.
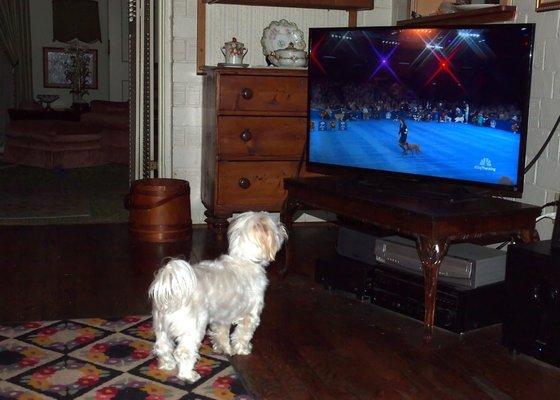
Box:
1 223 559 399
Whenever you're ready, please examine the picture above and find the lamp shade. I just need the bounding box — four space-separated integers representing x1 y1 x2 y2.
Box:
52 0 101 43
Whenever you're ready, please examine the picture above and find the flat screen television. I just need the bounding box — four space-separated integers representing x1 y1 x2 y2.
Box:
307 24 535 196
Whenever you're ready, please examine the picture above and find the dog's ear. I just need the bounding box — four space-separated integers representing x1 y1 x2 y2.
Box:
251 218 281 262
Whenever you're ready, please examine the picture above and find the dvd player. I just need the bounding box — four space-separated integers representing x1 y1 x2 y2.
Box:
375 236 506 288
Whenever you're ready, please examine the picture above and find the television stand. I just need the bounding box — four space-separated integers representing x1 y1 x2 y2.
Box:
280 176 541 341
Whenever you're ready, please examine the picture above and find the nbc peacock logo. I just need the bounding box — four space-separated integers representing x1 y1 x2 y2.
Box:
475 157 496 172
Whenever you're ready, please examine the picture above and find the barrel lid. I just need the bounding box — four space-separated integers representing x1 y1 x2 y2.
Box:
132 178 190 192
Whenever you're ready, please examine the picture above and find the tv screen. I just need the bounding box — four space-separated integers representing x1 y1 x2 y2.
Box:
307 24 535 194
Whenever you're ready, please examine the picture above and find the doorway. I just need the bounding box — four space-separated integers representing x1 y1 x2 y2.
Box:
0 0 131 225
130 0 167 180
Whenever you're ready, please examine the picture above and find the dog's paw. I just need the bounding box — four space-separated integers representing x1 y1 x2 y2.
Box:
232 342 252 356
212 342 232 356
177 370 201 383
158 359 176 371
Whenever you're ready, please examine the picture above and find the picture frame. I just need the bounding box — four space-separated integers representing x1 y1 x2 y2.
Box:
536 0 560 12
42 47 98 89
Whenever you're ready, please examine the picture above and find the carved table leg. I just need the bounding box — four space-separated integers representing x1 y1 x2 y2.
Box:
278 197 301 278
416 236 449 341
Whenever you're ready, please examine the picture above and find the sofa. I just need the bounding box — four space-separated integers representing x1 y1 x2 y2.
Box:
3 100 129 169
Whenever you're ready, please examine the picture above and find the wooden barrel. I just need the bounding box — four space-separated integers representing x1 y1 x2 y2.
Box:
126 178 192 242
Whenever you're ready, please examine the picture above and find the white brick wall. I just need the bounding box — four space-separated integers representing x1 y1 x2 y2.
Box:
171 0 204 224
513 1 560 240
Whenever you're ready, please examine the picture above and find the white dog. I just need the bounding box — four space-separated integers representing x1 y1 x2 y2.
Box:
148 211 287 382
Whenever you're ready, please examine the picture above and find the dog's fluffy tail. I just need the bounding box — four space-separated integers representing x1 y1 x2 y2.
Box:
149 259 197 313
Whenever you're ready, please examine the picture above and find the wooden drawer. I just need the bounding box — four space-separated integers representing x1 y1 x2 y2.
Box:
217 161 300 209
217 116 306 159
218 75 307 113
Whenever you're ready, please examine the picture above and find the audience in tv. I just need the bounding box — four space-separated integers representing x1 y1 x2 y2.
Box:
311 81 521 133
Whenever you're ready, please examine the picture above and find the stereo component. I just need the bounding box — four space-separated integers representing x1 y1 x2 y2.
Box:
315 254 374 301
503 240 560 367
316 255 505 333
375 236 506 288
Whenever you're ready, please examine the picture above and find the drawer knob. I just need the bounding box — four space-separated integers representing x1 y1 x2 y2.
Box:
241 87 253 100
238 177 251 189
240 129 252 142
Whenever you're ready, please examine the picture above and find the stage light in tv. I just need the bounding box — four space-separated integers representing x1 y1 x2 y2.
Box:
458 30 480 38
448 30 492 59
367 45 400 83
412 28 433 34
310 33 328 75
423 49 464 90
330 33 352 40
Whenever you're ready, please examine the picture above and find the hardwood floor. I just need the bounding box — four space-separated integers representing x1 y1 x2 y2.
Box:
1 223 559 399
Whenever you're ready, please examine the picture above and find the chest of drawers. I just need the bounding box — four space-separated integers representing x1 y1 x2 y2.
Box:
201 67 308 230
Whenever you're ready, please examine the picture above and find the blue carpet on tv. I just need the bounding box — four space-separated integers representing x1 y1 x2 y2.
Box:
309 114 521 186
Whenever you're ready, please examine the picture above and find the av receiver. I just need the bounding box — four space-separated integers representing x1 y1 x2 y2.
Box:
371 263 505 333
316 255 505 333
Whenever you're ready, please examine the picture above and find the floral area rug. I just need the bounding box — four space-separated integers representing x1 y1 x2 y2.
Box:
0 316 254 399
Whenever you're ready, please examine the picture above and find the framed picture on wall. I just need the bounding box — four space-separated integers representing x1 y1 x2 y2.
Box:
43 47 98 89
536 0 560 12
